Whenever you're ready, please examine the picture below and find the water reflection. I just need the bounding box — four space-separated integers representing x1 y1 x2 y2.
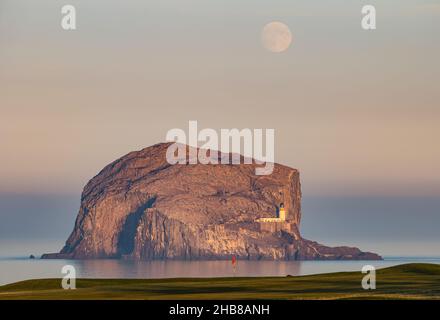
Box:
75 260 302 279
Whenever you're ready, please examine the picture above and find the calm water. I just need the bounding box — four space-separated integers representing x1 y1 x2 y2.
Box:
1 257 439 286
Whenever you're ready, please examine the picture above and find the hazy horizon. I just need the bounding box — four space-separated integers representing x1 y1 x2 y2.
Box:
0 193 439 257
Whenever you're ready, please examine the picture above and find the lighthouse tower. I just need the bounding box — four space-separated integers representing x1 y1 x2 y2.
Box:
279 203 286 221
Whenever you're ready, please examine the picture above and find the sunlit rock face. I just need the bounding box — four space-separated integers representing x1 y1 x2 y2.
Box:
43 143 381 261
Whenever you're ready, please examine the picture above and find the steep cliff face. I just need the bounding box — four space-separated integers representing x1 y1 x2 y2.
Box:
43 143 380 260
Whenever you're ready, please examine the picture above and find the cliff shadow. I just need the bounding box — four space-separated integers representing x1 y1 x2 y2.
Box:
117 196 157 257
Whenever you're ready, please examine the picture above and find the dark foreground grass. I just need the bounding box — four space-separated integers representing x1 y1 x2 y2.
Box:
1 263 439 300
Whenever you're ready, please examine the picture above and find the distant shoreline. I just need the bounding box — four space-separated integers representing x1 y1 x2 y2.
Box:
3 255 440 260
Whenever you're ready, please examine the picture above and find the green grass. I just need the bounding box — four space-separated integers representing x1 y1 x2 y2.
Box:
1 263 439 300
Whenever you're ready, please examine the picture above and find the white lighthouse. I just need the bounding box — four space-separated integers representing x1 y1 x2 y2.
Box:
256 203 286 223
278 203 286 221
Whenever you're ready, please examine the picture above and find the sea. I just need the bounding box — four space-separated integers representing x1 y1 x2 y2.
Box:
1 195 439 286
1 256 439 286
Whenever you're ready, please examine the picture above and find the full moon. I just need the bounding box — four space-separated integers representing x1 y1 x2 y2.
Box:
261 22 292 53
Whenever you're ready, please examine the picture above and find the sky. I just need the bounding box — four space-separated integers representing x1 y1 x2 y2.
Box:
0 0 439 256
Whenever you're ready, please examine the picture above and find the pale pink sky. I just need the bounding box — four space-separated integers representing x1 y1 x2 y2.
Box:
1 0 439 196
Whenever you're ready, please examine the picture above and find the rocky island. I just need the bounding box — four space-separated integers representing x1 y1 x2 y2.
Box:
43 143 381 260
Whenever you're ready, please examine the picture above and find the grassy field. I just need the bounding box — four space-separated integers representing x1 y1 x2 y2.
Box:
0 263 439 300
